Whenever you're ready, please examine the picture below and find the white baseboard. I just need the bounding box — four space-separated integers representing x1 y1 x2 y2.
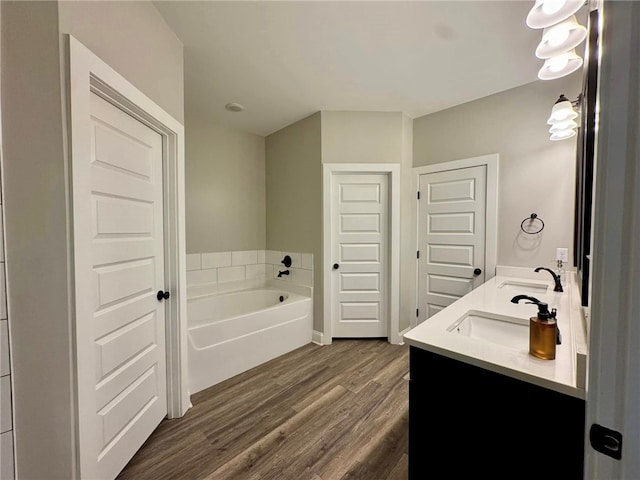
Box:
312 330 325 345
398 327 412 344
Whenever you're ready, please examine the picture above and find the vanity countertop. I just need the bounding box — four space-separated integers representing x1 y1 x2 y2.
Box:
403 268 587 399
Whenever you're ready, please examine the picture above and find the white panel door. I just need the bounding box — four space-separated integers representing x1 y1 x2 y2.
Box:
331 174 388 337
418 166 486 322
74 93 168 479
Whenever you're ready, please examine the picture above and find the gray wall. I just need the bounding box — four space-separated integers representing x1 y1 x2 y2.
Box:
266 111 414 335
413 76 581 270
58 0 184 123
266 113 322 329
2 3 74 478
185 114 266 253
319 111 414 334
0 3 14 477
321 111 403 163
1 1 184 477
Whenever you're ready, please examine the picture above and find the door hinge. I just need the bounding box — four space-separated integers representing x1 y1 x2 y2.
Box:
416 308 419 317
417 250 420 259
417 191 420 200
590 424 623 460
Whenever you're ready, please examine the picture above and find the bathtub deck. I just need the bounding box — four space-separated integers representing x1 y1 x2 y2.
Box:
117 339 409 480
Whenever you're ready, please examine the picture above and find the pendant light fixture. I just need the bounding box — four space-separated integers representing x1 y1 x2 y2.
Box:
535 15 587 59
526 0 585 29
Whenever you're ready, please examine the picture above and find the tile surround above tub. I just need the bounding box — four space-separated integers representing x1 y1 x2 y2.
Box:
186 250 313 288
246 263 268 279
1 431 13 480
186 253 201 271
231 250 258 266
265 250 282 266
0 321 9 377
0 376 11 433
217 265 245 283
202 251 232 269
301 253 313 270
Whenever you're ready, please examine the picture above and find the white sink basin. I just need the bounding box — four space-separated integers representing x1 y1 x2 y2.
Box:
498 280 549 294
447 310 529 350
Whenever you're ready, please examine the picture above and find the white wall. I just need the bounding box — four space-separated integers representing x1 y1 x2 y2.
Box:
413 76 582 270
185 114 266 253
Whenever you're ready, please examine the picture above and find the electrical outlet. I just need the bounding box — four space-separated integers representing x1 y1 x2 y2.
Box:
557 247 569 262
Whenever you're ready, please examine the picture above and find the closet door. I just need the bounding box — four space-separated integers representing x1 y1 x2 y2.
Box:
330 173 389 338
417 166 486 322
73 92 168 479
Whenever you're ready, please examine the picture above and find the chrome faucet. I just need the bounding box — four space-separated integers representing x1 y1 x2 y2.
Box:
277 269 290 278
534 267 563 292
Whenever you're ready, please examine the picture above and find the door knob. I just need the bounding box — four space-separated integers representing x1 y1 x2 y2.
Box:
473 268 482 276
333 263 340 270
157 290 170 301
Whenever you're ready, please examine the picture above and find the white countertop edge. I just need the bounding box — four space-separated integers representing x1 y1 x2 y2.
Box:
404 271 587 400
405 339 586 400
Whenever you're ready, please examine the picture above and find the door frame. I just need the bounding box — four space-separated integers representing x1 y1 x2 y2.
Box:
412 154 499 328
323 163 401 344
68 34 189 433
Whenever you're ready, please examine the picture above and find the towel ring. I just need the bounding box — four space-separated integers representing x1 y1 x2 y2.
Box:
521 213 545 235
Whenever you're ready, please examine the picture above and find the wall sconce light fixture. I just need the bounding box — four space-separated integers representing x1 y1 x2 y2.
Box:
547 94 581 141
526 0 585 29
538 49 584 80
535 15 587 58
526 0 587 80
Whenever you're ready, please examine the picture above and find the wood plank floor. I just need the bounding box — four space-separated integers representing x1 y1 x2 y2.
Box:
117 339 409 480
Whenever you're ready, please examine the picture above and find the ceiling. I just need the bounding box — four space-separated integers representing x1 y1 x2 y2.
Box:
154 1 543 136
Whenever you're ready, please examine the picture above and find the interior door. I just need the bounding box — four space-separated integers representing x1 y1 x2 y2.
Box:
73 92 168 479
330 173 389 338
418 166 486 322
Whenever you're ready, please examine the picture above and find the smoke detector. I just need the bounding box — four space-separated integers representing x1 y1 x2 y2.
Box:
225 102 244 112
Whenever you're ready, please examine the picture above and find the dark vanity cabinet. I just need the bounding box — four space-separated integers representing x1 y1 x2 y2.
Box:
408 347 585 479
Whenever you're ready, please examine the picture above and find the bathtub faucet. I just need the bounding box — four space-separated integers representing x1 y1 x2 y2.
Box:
278 269 290 277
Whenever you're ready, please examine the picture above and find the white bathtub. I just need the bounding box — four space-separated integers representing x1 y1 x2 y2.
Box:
187 286 312 394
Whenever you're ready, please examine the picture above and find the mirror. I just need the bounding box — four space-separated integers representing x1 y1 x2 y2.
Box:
574 7 600 307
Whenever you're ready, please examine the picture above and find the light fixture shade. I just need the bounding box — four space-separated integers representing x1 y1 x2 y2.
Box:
549 119 578 133
526 0 584 29
550 128 577 141
547 95 579 124
538 49 583 80
535 16 587 59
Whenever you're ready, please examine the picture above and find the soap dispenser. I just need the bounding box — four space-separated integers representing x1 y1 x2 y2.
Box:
511 295 558 360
